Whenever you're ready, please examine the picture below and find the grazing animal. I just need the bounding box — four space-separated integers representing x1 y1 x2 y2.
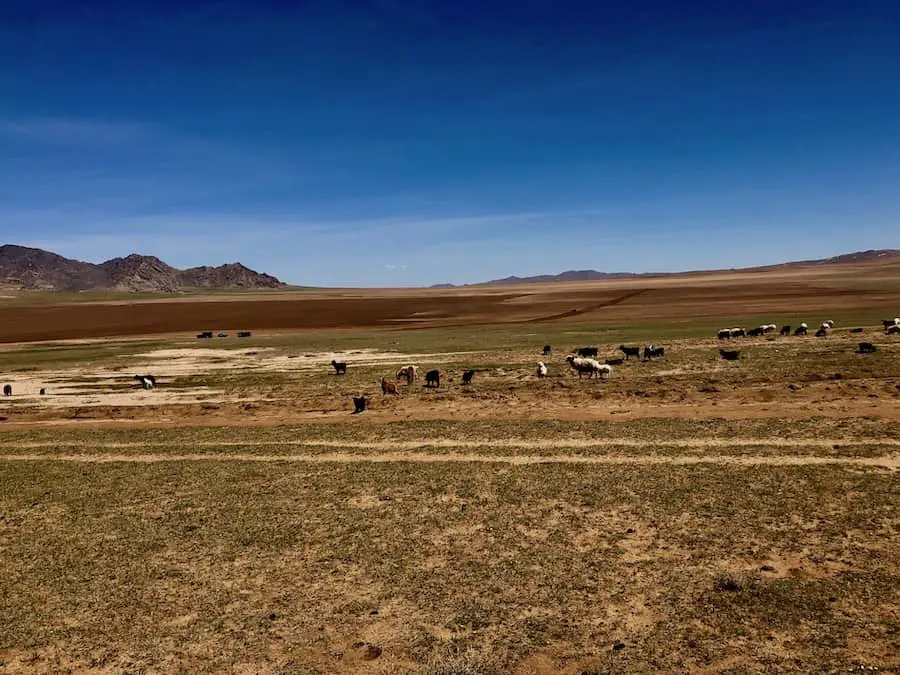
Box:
425 370 441 387
619 345 641 360
719 349 740 361
780 325 791 336
352 395 368 413
882 318 900 329
218 333 228 338
605 357 624 366
134 374 156 390
396 365 419 384
747 327 765 337
237 331 252 338
762 324 777 333
886 325 900 335
815 327 828 337
380 377 398 395
542 344 552 355
794 324 808 336
196 331 213 339
2 384 11 396
39 388 46 396
717 329 731 340
642 345 665 360
729 328 746 338
850 328 864 333
331 360 347 375
537 362 548 378
576 346 599 358
461 369 475 385
824 320 835 328
566 355 612 380
858 342 877 354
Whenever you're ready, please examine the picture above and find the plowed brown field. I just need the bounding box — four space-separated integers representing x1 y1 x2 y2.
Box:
2 259 898 342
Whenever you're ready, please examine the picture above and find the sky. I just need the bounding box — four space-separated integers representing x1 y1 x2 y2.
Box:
1 0 898 287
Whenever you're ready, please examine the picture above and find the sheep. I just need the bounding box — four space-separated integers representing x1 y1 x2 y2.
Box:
719 349 740 361
425 370 441 387
537 362 548 378
762 324 777 333
218 332 228 338
237 331 252 338
566 355 612 380
825 320 835 328
819 322 831 332
352 395 368 413
794 323 808 336
331 360 347 375
576 346 599 358
747 327 765 337
196 331 214 339
542 344 552 355
396 365 419 384
815 327 828 337
881 318 900 329
605 357 624 366
887 325 900 335
858 342 877 354
2 384 11 396
134 375 156 390
461 369 475 385
619 345 641 360
729 328 746 338
380 377 398 395
717 329 732 340
780 325 791 336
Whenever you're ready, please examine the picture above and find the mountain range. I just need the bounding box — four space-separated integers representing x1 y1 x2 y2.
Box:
433 249 900 287
0 245 286 292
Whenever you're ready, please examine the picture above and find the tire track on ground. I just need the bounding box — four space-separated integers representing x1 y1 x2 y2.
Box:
1 437 898 450
1 452 897 468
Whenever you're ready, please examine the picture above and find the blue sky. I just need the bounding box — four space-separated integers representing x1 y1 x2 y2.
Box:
1 1 898 286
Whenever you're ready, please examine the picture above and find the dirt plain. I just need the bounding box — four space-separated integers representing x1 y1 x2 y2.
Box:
0 260 898 673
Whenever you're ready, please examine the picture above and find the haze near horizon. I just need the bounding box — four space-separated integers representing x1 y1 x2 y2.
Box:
1 1 898 287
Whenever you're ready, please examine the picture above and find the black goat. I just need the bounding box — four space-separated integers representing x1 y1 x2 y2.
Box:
197 331 214 339
237 331 252 338
542 344 552 355
794 326 808 336
858 342 877 354
461 369 475 385
747 327 765 337
352 395 368 413
2 384 11 396
425 370 441 387
780 325 791 336
576 347 598 358
850 328 864 333
39 388 46 396
815 327 828 337
134 374 156 390
619 345 641 360
719 349 740 361
605 357 624 366
331 360 347 375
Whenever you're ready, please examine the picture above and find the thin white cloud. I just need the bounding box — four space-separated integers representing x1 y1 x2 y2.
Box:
0 117 151 145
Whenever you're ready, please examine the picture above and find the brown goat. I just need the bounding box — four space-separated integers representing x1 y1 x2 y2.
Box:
381 377 398 395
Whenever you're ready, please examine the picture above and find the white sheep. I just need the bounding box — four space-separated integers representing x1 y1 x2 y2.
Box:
762 323 777 333
824 320 835 328
537 362 548 378
566 355 612 380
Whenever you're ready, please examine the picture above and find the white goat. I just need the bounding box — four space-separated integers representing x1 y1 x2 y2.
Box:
396 364 419 383
537 362 548 379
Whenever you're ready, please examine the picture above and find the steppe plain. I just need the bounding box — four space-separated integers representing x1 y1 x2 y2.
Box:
1 258 898 673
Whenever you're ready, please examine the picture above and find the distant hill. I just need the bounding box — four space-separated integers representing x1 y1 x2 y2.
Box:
0 245 286 292
432 249 900 288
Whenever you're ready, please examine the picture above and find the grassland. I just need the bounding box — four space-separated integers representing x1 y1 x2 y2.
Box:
1 271 898 673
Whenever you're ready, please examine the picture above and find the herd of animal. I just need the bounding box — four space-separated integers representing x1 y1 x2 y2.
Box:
2 318 896 406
